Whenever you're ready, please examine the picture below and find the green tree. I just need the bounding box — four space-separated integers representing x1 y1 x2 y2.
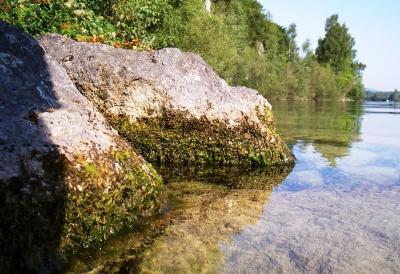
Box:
301 38 313 58
394 89 400 101
316 14 366 99
316 14 353 73
285 23 299 63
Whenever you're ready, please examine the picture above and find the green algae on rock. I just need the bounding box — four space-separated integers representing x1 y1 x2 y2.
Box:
61 164 293 273
60 147 165 254
1 147 164 273
38 34 295 166
0 21 164 273
110 107 292 166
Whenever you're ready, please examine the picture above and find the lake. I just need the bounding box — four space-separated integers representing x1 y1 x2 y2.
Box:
64 101 400 273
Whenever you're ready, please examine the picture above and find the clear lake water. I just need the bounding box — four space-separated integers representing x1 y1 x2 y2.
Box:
64 100 400 273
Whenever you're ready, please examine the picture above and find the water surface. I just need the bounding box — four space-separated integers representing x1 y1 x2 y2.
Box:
64 101 400 273
221 101 400 273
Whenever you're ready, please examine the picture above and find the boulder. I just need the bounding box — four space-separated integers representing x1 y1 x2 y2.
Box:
0 20 164 273
38 34 295 166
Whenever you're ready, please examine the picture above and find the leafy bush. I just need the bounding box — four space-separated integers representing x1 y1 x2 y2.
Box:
0 0 180 49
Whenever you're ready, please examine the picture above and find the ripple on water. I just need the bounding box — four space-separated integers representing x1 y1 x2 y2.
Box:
220 185 400 273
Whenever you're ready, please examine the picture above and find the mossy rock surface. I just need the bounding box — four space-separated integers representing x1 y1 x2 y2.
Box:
110 109 293 166
60 148 165 254
0 21 164 273
0 148 164 273
38 34 295 166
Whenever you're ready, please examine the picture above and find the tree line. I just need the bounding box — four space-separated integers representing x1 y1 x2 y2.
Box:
0 0 366 100
365 89 400 101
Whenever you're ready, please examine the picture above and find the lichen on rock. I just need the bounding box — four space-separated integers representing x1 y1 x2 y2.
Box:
38 34 295 166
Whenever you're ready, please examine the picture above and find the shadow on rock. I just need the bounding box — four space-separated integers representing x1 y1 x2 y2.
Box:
0 21 164 273
0 19 66 273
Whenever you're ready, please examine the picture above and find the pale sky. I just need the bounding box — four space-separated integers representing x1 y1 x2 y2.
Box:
259 0 400 91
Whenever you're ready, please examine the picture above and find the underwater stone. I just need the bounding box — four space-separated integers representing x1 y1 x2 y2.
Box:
38 34 295 166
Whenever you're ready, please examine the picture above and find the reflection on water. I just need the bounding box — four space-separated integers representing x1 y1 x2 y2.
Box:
271 101 364 166
63 166 292 273
138 183 267 273
64 101 400 273
221 101 400 273
137 165 293 273
364 101 400 114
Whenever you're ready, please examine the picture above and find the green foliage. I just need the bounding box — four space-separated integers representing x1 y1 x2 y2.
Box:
316 14 353 73
0 0 118 42
175 0 245 80
103 0 182 48
365 89 400 101
0 0 180 49
0 0 366 100
394 89 400 101
316 14 366 99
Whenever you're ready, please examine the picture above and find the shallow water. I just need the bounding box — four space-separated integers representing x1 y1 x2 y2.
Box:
64 101 400 273
221 101 400 273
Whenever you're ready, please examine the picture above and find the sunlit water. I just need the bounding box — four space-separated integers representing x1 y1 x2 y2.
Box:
64 101 400 273
220 101 400 273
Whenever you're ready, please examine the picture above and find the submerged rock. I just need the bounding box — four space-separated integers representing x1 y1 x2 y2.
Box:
0 21 164 273
63 165 293 273
38 34 295 166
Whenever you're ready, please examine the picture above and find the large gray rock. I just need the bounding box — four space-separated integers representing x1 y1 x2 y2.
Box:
38 34 295 166
0 20 163 273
